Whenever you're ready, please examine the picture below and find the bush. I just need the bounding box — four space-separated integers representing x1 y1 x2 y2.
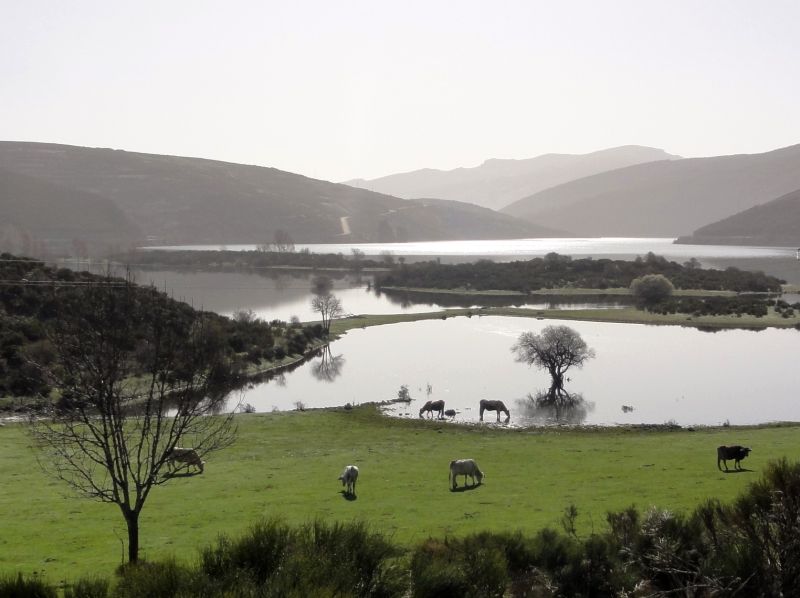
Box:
201 518 291 585
63 577 109 598
0 573 57 598
410 535 507 598
200 518 405 597
114 560 197 598
630 274 675 304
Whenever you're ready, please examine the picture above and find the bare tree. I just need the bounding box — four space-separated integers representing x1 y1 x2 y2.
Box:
310 275 344 334
273 229 295 253
512 325 595 410
311 293 344 335
29 276 236 564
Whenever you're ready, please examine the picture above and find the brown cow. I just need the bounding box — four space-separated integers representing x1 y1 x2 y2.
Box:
167 447 205 473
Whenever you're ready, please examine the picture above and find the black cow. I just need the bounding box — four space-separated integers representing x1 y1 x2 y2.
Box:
419 400 445 419
717 445 751 471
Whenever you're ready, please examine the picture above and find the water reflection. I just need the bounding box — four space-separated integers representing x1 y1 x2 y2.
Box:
311 345 345 382
516 393 595 425
227 317 800 426
379 288 631 311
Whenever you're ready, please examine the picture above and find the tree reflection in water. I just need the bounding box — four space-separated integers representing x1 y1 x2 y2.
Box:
311 344 345 382
516 390 595 425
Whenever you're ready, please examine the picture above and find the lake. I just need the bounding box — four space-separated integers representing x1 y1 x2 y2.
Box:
117 236 800 321
80 269 628 323
144 236 797 261
228 316 800 428
68 238 799 427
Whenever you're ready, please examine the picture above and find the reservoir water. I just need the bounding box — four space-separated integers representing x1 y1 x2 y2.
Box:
228 316 800 427
72 237 799 426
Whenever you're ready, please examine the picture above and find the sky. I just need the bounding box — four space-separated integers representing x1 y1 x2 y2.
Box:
2 1 800 182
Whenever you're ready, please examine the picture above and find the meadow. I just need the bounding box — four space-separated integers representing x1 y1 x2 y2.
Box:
2 406 799 585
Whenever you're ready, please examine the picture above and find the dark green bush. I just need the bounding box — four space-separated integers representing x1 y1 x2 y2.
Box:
114 559 196 598
0 573 57 598
410 535 507 598
63 577 109 598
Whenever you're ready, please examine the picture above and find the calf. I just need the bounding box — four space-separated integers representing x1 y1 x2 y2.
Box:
449 459 484 490
167 447 205 474
717 445 751 471
339 464 359 496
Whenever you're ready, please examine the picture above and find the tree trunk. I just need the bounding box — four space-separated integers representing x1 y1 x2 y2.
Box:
125 511 140 564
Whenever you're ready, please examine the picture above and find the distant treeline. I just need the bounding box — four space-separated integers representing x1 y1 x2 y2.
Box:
0 253 325 401
7 458 800 597
116 248 391 271
376 252 785 293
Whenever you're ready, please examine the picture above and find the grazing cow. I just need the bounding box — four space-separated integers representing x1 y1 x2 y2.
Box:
479 399 510 422
339 464 359 496
449 459 484 490
717 445 752 471
167 447 204 474
419 399 445 419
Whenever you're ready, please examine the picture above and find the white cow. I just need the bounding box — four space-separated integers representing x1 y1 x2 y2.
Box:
339 464 359 496
449 459 484 490
166 447 205 473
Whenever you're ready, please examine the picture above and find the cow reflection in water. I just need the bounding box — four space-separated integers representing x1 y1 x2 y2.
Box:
419 400 445 419
479 399 510 422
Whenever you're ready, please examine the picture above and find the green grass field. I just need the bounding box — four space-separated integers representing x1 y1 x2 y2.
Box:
2 407 799 585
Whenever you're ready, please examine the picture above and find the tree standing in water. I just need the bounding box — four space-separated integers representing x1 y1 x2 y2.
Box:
512 325 595 411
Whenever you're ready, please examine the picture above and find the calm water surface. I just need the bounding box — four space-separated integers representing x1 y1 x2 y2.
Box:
145 237 796 261
228 317 800 427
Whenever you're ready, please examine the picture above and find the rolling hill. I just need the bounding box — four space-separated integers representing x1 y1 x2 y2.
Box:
502 144 800 237
0 142 559 249
676 188 800 247
0 168 141 254
345 145 679 210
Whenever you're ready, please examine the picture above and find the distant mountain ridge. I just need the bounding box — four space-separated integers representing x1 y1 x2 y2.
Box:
345 145 680 210
676 188 800 247
0 141 560 251
502 144 800 237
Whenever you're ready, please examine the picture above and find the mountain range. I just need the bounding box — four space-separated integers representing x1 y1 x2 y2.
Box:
3 140 800 255
0 142 559 253
502 144 800 237
345 145 679 211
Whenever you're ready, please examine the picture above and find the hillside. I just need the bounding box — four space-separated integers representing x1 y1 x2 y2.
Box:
502 144 800 237
345 145 678 210
676 188 800 247
0 142 557 248
0 168 141 254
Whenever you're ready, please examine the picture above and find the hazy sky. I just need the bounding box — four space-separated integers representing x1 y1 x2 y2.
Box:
3 1 799 182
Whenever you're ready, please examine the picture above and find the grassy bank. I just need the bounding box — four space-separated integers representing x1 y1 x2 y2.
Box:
2 407 799 583
332 304 800 335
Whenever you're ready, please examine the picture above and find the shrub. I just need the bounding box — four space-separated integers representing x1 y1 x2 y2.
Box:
201 518 292 585
63 577 109 598
0 573 57 598
630 274 675 305
410 535 507 598
114 560 196 598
